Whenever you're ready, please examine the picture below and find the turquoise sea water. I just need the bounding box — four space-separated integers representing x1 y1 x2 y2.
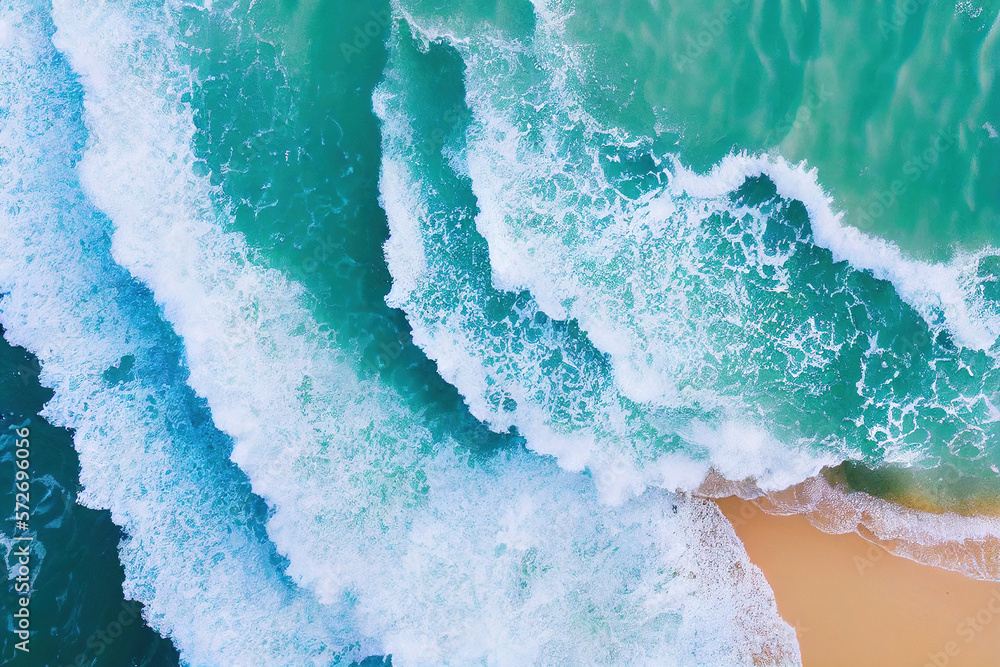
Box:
1 0 998 664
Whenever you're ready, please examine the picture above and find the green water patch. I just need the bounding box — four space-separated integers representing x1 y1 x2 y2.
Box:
0 331 178 667
830 460 1000 515
564 0 1000 258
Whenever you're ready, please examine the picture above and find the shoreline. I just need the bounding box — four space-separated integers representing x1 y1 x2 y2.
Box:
700 470 1000 581
716 495 1000 666
824 463 1000 519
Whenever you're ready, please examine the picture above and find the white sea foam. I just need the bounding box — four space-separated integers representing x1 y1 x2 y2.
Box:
381 0 999 506
0 3 362 664
670 154 1000 352
44 0 803 662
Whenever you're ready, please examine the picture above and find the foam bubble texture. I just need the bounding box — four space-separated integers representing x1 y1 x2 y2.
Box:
44 0 803 662
384 0 1000 499
0 3 363 663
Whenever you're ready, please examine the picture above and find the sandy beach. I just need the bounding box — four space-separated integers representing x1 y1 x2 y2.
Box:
716 496 1000 666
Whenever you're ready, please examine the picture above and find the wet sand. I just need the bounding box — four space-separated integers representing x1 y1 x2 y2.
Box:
716 496 1000 667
